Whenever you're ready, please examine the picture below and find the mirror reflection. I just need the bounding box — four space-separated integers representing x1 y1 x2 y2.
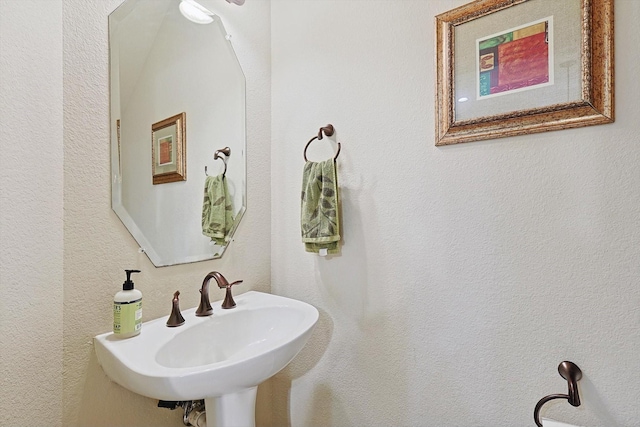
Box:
110 0 246 267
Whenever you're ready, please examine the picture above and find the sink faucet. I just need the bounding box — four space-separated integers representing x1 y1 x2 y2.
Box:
196 271 243 316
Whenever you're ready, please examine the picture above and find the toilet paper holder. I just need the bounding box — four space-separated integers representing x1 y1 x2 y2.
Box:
534 361 582 427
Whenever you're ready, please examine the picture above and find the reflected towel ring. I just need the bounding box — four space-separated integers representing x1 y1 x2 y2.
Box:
303 124 341 162
205 147 231 177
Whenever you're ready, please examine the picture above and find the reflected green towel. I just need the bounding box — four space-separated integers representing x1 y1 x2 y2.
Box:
202 174 234 245
301 158 340 254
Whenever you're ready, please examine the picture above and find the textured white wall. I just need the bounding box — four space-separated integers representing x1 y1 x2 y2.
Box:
270 1 640 426
0 1 64 426
62 0 271 425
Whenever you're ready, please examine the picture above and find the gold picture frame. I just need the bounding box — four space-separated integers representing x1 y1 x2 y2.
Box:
435 0 614 146
151 112 186 184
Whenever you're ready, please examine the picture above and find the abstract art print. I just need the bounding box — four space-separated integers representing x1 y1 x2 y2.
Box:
477 17 553 99
157 135 174 166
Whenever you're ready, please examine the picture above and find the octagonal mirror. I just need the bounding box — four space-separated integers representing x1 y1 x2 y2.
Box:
109 0 246 267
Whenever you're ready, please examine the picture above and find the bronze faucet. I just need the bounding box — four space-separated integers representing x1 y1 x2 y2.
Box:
196 271 243 316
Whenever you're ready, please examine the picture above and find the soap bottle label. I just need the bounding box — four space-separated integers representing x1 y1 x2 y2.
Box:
113 298 142 334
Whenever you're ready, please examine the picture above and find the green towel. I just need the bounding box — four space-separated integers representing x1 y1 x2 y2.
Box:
301 158 340 254
202 174 234 245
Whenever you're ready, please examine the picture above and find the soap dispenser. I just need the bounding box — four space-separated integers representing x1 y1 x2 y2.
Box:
113 269 142 338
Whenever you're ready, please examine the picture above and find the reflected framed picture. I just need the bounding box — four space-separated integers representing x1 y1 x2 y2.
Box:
151 112 186 184
435 0 614 146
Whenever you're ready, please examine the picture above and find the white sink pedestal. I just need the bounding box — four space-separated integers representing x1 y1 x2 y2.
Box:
204 387 257 427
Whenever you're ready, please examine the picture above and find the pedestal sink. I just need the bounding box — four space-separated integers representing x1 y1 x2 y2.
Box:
94 291 319 427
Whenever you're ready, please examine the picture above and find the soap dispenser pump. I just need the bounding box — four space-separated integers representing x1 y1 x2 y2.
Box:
113 269 142 338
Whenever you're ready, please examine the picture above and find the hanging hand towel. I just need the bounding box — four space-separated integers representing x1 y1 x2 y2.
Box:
202 174 234 245
300 158 340 254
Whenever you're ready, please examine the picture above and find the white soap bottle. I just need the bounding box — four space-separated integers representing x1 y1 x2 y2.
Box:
113 269 143 338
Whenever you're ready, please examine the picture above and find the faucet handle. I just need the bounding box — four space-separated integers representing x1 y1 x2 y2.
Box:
221 280 243 309
220 279 243 289
166 291 185 327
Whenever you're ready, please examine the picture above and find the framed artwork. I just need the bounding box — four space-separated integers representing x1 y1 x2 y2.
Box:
435 0 614 146
151 112 186 184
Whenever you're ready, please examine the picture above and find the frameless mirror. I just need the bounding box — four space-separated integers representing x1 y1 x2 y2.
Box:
109 0 246 267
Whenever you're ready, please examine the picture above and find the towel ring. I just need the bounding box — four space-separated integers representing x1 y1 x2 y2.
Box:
534 361 582 427
205 147 231 177
303 124 341 162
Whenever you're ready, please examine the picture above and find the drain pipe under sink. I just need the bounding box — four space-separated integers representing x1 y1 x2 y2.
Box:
185 402 206 427
158 400 206 427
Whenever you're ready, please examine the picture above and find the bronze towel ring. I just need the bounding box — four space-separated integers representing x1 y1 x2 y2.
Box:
303 124 341 162
533 361 582 427
205 147 231 177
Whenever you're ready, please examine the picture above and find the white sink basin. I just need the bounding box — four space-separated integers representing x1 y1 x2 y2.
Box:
94 291 318 426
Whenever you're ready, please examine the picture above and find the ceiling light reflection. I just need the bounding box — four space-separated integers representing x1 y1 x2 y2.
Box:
179 0 214 25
